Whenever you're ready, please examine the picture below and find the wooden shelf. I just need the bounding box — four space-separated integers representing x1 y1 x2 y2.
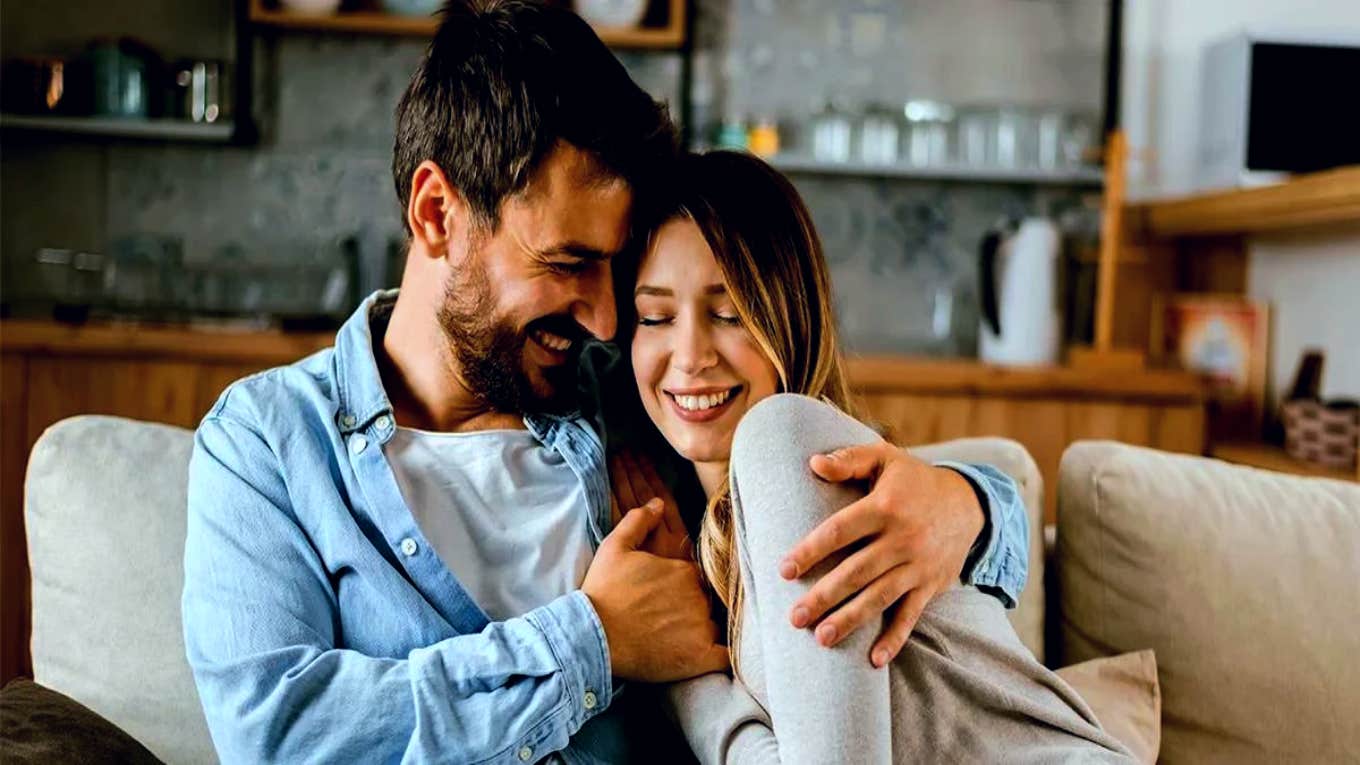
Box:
0 320 332 365
771 154 1105 186
1210 441 1358 483
1131 165 1360 238
247 0 687 49
0 114 236 143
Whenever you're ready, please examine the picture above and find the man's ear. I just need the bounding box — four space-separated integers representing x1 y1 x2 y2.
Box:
407 160 467 254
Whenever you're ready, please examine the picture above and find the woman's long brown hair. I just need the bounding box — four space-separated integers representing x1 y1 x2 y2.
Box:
657 151 855 677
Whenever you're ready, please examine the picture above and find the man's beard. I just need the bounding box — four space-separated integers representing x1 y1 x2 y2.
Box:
437 260 581 416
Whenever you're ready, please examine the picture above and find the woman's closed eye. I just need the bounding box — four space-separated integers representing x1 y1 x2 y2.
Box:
637 310 741 328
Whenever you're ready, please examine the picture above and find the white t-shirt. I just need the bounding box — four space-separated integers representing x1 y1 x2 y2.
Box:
384 426 594 621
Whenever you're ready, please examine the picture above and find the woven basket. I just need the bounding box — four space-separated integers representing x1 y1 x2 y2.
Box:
1282 399 1360 471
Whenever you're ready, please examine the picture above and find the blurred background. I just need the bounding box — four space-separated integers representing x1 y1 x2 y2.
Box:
1 0 1358 685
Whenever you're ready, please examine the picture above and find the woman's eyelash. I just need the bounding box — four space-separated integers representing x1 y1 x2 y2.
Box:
637 316 671 326
713 313 741 325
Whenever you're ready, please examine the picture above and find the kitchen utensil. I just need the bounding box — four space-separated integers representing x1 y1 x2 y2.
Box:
2 57 90 115
573 0 649 28
89 38 160 118
172 60 230 123
978 217 1061 366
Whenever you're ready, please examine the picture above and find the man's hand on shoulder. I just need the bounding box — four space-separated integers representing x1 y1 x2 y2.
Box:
777 442 984 668
582 501 728 683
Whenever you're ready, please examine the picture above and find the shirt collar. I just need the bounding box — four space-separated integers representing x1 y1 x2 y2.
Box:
334 289 399 435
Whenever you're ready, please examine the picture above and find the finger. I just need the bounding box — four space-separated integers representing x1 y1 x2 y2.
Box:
808 441 889 484
870 585 931 668
813 563 918 649
609 452 639 511
780 496 884 580
789 539 901 628
637 454 676 505
606 498 664 550
618 451 651 511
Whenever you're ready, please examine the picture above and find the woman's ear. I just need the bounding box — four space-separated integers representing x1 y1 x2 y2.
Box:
406 160 466 255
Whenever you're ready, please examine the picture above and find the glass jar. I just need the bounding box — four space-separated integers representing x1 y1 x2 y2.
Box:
810 101 852 163
904 99 954 168
748 116 781 158
857 103 900 165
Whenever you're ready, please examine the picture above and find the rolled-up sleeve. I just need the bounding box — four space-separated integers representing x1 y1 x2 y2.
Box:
933 461 1029 609
183 414 612 764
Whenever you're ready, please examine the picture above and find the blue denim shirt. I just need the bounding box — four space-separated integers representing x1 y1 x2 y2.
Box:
182 291 1029 764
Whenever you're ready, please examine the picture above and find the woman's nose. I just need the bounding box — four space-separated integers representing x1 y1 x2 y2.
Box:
672 316 718 375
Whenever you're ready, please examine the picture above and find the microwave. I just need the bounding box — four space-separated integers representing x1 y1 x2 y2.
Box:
1198 31 1360 190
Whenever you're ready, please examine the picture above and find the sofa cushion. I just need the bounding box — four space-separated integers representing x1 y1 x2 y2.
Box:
1056 649 1160 764
0 678 163 764
911 437 1045 662
25 416 214 764
1057 441 1360 763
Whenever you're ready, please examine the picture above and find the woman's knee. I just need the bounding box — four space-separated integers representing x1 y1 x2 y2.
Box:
730 393 880 478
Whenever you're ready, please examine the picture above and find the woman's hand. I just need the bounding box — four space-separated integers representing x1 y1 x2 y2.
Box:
778 442 985 668
608 450 692 561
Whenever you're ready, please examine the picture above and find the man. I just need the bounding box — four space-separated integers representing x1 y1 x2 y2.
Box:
182 1 1029 762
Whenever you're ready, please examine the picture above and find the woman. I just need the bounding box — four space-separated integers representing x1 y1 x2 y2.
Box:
617 151 1133 764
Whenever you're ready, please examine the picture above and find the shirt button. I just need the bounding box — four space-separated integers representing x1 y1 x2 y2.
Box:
517 745 533 762
583 690 597 710
349 434 368 455
400 538 418 556
376 414 392 431
340 414 357 428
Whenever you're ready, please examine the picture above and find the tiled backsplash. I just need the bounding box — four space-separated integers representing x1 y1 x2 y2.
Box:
2 0 1106 355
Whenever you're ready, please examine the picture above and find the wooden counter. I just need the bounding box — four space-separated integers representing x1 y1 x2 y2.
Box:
0 320 1207 684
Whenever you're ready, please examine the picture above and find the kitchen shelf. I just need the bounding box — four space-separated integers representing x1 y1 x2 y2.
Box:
0 114 237 143
1210 441 1358 483
247 0 687 50
769 154 1105 186
1130 164 1360 238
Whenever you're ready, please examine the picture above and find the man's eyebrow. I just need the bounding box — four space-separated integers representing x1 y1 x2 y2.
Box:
538 241 614 261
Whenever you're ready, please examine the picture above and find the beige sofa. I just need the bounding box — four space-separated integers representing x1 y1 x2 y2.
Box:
21 416 1360 763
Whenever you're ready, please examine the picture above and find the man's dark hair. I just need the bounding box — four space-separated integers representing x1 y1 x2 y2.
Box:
393 0 678 232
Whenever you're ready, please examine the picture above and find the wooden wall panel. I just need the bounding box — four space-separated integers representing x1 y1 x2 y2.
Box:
1 355 32 684
2 355 270 685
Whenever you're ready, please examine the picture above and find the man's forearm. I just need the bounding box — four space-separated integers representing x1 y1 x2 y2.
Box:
187 591 612 764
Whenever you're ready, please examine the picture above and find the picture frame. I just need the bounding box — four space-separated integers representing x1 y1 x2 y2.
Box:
1150 293 1270 441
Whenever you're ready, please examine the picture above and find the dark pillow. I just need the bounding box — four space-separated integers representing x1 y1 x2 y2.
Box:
0 678 163 764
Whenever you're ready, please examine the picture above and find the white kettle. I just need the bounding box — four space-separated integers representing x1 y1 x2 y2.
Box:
977 217 1061 366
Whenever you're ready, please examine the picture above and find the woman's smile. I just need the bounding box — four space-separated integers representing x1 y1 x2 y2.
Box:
663 384 745 423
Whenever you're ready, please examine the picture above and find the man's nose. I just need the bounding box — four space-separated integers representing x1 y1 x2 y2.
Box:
572 270 617 342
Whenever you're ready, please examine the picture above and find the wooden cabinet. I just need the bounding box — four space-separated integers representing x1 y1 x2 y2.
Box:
0 320 1206 686
846 357 1206 525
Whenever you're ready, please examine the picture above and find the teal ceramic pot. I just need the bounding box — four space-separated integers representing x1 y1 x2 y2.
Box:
381 0 442 16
